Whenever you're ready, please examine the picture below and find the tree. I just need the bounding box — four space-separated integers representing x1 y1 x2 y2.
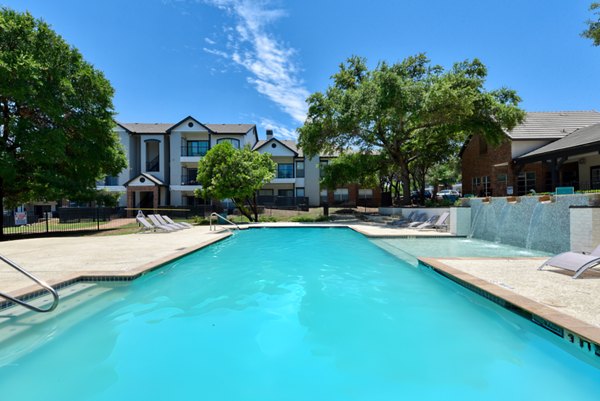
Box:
298 54 525 205
320 152 381 190
196 142 276 222
583 3 600 45
0 8 126 234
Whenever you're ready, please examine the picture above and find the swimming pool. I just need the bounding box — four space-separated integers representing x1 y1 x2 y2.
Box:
1 228 599 400
372 237 551 265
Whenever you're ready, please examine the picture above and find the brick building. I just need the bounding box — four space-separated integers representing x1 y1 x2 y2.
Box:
461 111 600 196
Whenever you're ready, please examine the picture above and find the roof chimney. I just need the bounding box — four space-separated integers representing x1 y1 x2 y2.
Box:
266 129 274 140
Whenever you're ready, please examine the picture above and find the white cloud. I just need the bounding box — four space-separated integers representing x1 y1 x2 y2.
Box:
260 118 297 140
204 37 216 45
203 0 309 127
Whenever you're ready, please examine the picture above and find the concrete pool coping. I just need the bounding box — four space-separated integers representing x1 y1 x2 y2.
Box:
419 257 600 351
2 222 599 357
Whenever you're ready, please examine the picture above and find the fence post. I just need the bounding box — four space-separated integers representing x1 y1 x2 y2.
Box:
45 212 49 233
96 207 100 231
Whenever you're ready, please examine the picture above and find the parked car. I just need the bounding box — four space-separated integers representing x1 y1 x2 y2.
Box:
437 189 460 200
411 190 432 202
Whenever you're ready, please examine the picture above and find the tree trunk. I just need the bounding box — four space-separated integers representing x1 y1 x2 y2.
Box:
233 198 253 222
400 166 411 206
253 193 258 222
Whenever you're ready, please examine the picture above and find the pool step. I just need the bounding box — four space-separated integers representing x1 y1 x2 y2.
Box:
0 283 113 344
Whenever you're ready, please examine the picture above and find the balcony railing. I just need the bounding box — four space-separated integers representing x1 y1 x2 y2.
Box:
181 174 200 185
256 196 309 209
181 146 208 157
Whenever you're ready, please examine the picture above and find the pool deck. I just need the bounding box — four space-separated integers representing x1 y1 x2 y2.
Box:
1 221 599 347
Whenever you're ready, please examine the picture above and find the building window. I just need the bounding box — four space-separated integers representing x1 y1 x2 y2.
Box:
334 188 349 202
277 163 294 179
358 188 373 199
185 141 209 157
472 177 481 192
145 140 160 172
497 173 507 184
591 166 600 190
217 138 240 149
278 189 293 197
320 189 328 204
482 176 491 196
295 161 305 178
104 176 119 186
296 187 305 198
181 168 198 185
320 159 329 178
259 189 273 196
517 172 536 195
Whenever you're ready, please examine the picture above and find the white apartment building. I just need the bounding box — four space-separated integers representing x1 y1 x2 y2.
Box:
97 116 332 210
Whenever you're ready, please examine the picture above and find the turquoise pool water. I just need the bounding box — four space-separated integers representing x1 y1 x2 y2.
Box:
372 237 551 266
0 228 599 400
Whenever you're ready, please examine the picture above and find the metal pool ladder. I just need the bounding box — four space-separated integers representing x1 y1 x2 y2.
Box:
0 254 59 313
209 212 240 233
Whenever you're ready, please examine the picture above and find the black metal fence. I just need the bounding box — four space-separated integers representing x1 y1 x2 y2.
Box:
256 196 309 210
2 207 130 237
2 205 214 238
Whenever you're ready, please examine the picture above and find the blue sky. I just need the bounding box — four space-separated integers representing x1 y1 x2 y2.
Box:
2 0 600 139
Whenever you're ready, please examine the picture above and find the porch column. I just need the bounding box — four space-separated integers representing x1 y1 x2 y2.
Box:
153 187 159 211
126 187 135 217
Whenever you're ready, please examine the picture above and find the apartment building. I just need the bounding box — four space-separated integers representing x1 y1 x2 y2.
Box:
98 115 379 210
461 111 600 196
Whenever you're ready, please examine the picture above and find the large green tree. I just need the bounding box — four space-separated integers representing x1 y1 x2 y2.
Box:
196 142 276 222
0 8 126 232
583 3 600 45
298 54 524 204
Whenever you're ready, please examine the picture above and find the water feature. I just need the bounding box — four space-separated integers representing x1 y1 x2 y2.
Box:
468 195 592 254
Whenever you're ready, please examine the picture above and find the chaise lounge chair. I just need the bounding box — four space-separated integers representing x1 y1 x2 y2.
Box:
162 215 193 229
151 214 184 230
407 213 433 228
417 211 449 231
147 214 178 231
386 211 418 227
538 245 600 279
136 216 171 232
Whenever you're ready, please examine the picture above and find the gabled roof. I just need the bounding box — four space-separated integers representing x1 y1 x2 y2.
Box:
117 122 172 134
166 116 213 133
507 111 600 140
123 173 166 186
253 138 300 156
205 124 255 134
517 122 600 162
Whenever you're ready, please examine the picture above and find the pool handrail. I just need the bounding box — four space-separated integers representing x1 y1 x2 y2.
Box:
0 254 59 313
209 212 240 232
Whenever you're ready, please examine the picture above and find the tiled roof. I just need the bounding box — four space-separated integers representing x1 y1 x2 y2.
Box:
205 124 255 134
507 111 600 139
118 123 173 134
518 122 600 159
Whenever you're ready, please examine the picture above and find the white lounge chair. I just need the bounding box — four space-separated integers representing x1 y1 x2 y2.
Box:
136 216 170 232
407 213 434 228
386 211 418 227
417 211 449 231
147 214 177 231
151 214 184 230
538 245 600 279
162 215 193 229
